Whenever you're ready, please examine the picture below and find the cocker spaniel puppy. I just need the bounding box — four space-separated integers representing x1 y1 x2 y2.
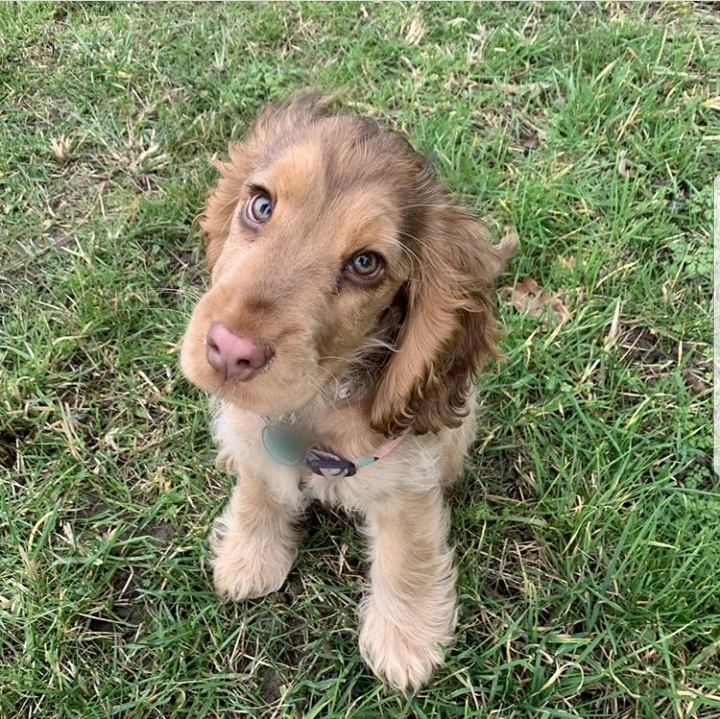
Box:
181 95 516 693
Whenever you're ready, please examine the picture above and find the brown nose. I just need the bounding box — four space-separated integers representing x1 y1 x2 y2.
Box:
205 323 271 381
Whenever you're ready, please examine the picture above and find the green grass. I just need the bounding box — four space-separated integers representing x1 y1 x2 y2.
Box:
0 2 717 717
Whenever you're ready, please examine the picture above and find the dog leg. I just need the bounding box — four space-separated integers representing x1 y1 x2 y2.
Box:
210 467 303 600
358 489 457 693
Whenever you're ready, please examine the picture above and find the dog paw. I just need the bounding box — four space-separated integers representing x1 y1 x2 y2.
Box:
209 516 296 600
358 599 453 694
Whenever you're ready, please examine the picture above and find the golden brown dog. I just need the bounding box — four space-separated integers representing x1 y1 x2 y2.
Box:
181 95 516 693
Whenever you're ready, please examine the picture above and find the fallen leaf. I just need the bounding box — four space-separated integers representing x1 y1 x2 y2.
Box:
682 369 709 395
501 277 571 326
617 154 630 178
50 135 71 162
523 133 540 152
557 255 577 271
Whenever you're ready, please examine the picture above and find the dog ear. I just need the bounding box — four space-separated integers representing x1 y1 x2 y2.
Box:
370 211 517 436
199 93 336 274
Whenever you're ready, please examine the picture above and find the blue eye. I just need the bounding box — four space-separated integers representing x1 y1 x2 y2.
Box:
351 252 381 276
247 193 273 224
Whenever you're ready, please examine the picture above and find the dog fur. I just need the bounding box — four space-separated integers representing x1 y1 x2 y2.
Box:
181 94 516 693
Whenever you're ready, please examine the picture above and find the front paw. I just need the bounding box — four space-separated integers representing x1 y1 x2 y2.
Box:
209 515 297 600
358 597 454 694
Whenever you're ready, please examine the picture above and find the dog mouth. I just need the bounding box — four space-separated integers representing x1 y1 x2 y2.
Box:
189 334 328 416
182 305 354 416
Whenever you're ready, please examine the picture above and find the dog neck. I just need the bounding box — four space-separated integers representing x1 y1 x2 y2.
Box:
254 373 392 462
246 375 406 478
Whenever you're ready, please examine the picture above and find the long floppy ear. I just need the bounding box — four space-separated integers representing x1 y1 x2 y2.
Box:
199 92 336 273
370 211 517 436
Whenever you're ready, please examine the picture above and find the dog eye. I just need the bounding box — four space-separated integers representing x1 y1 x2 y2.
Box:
343 251 385 287
350 252 381 277
246 193 273 224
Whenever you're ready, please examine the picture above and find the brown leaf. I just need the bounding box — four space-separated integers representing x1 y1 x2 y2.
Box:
682 369 709 395
501 277 571 326
522 133 540 152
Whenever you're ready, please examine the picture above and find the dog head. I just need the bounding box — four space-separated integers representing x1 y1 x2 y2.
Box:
181 95 516 433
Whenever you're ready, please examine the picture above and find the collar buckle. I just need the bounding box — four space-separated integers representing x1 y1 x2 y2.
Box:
306 449 357 478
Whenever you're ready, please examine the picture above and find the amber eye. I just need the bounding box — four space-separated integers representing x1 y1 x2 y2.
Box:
350 252 381 277
246 193 273 224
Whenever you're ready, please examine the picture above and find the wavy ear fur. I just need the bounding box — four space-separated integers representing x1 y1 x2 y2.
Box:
199 93 336 273
371 209 517 436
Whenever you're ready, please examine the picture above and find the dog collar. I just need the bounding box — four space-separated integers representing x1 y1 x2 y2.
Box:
245 411 405 479
260 421 405 478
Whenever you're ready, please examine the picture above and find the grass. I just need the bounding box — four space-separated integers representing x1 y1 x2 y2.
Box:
0 2 717 717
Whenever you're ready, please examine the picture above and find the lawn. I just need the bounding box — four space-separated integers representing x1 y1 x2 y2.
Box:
0 2 717 718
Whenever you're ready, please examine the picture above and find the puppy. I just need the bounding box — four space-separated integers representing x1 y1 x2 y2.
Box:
181 95 516 693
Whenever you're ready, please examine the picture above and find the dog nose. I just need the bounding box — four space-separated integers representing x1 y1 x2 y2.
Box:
205 323 271 381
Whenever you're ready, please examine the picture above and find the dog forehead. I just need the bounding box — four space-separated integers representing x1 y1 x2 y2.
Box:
258 139 327 201
259 120 406 196
255 136 405 251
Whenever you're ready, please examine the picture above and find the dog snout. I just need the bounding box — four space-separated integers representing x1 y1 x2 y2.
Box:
205 322 272 381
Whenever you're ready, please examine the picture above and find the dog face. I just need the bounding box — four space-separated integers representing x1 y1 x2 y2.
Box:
181 96 513 433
